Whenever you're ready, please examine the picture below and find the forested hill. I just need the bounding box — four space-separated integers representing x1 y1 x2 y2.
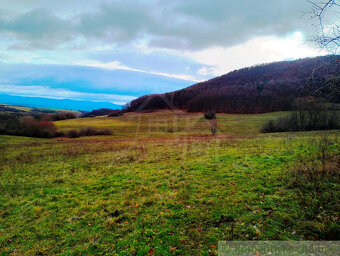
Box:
127 55 340 114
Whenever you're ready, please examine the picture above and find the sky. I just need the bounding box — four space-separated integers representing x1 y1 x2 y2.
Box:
0 0 330 110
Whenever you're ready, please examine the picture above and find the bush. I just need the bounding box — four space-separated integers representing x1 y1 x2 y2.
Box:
30 112 77 122
55 131 65 137
33 121 57 138
261 120 276 133
0 113 23 135
79 127 97 136
95 128 112 135
204 112 216 120
67 127 112 138
81 108 118 118
19 116 57 138
0 113 112 139
0 115 57 138
79 127 112 136
52 112 77 121
108 110 124 117
66 130 80 138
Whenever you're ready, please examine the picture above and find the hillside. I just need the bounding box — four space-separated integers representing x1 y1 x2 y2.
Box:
0 104 81 114
128 55 340 113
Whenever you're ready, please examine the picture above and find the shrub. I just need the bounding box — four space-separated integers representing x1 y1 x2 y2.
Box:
79 127 97 136
67 127 112 138
0 113 83 138
39 114 53 121
81 108 118 118
0 113 23 135
35 121 57 138
66 130 80 138
55 131 65 137
0 115 57 138
108 110 124 117
261 120 276 133
20 117 57 138
204 112 216 120
52 112 77 121
95 128 112 135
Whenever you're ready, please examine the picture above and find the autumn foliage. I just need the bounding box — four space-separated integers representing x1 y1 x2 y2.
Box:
127 56 339 114
0 115 57 138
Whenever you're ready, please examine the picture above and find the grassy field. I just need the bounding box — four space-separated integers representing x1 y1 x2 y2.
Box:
0 104 81 114
55 110 289 137
0 110 339 255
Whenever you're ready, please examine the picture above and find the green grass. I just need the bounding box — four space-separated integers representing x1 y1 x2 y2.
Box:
0 110 339 255
55 110 289 137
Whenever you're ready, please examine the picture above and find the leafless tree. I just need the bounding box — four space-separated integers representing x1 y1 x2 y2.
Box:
204 112 218 135
306 0 340 54
301 1 340 102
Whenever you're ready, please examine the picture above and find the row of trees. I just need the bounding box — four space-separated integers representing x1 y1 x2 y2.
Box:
0 114 57 138
262 97 339 132
0 113 112 138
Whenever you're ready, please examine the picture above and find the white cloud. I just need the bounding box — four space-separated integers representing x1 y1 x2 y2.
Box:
0 1 333 93
0 1 316 51
75 60 200 82
187 32 327 76
197 67 216 76
0 85 136 104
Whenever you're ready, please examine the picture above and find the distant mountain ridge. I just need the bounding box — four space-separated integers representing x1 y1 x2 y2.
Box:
0 94 122 112
128 55 340 113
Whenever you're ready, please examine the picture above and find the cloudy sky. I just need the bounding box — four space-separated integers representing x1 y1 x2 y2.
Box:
0 0 329 109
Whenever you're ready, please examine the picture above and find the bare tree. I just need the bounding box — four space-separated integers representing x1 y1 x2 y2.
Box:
204 112 218 135
301 1 340 102
306 0 340 54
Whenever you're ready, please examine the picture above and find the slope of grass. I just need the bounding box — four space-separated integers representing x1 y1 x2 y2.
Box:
0 104 81 114
55 110 289 138
0 110 339 255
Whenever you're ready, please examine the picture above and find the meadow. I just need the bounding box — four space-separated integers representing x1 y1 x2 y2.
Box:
0 110 339 255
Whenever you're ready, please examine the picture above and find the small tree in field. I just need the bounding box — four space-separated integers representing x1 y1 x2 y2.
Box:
204 112 217 135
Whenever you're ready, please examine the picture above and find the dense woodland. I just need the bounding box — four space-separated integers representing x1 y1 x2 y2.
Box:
128 56 340 113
